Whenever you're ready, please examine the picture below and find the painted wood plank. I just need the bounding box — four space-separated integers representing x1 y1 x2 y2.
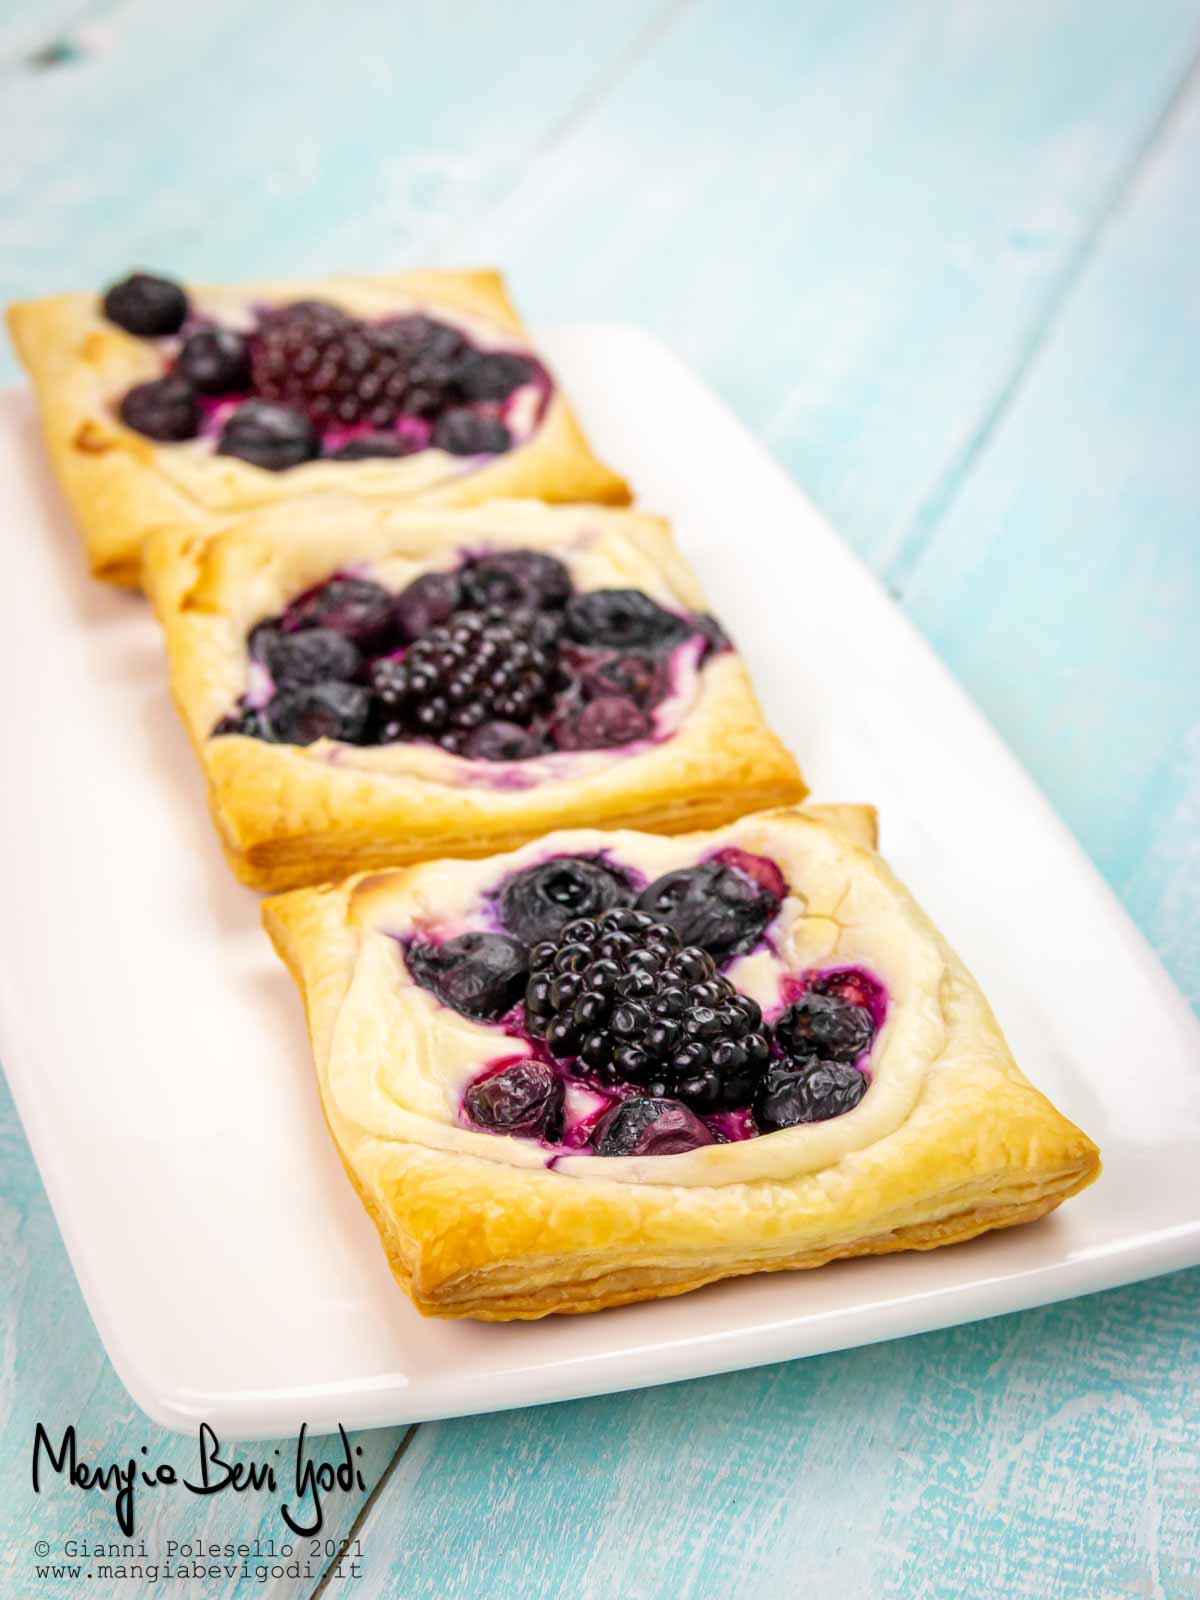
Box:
900 47 1200 1013
440 0 1200 581
0 0 674 381
1 0 1198 1594
0 1077 406 1594
348 1273 1200 1600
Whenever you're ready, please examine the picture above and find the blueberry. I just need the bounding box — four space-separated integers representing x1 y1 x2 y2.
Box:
328 433 419 461
431 409 512 455
265 682 371 745
406 932 529 1021
461 550 572 612
464 721 543 761
563 589 688 652
217 400 319 471
499 856 635 944
580 652 664 705
454 352 536 402
774 993 874 1063
393 571 463 640
263 628 362 690
118 375 199 441
280 576 395 648
102 272 188 336
566 695 651 750
592 1097 715 1157
755 1059 868 1130
463 1059 563 1140
176 327 251 393
211 705 270 739
637 861 780 961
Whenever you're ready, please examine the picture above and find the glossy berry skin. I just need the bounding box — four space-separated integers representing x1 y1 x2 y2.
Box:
217 547 721 761
393 571 464 641
251 304 465 429
454 351 535 402
217 400 319 471
266 682 371 745
592 1097 714 1157
328 433 418 461
263 628 362 690
498 855 635 944
464 721 544 761
102 272 188 336
754 1058 868 1130
463 1059 563 1140
118 375 199 441
774 991 874 1063
523 907 771 1112
280 575 396 648
563 589 688 652
431 408 512 455
369 607 557 752
461 551 572 612
636 860 780 961
407 932 529 1021
176 327 251 394
560 695 651 750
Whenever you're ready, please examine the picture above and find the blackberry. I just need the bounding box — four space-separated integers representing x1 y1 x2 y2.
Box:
118 375 199 441
774 990 874 1063
102 272 188 336
522 907 771 1113
498 855 635 944
637 860 780 962
407 932 529 1021
755 1058 867 1131
463 1059 563 1140
251 304 465 429
368 607 557 753
177 327 251 394
591 1096 714 1157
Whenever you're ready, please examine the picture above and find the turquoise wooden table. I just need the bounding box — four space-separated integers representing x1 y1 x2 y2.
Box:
2 2 1199 1595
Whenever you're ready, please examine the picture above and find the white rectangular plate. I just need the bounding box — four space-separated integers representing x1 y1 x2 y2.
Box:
2 328 1199 1440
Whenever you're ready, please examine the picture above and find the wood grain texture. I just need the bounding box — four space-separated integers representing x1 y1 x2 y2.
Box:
1 0 1198 1595
0 1075 408 1599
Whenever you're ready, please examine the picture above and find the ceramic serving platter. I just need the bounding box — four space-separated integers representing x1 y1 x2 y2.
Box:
1 328 1198 1439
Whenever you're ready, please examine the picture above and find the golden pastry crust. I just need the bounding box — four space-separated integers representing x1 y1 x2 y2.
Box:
144 498 807 889
262 806 1100 1320
6 268 629 586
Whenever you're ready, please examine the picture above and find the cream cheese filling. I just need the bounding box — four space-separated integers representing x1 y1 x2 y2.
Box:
323 815 948 1188
111 283 548 510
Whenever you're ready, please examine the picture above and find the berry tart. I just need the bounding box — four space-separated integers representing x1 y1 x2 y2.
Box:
6 268 627 585
143 499 806 890
262 805 1099 1320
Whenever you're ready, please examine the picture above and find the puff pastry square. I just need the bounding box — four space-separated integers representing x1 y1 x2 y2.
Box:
144 498 806 890
262 804 1100 1321
6 267 629 586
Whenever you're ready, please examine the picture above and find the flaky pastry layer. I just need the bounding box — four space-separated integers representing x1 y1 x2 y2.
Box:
144 498 806 889
262 805 1100 1319
6 267 629 585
